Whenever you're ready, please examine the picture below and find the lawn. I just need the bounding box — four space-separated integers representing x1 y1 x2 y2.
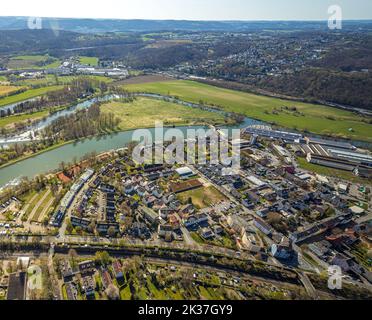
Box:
7 55 61 70
0 85 62 107
79 56 99 66
119 285 131 300
31 190 54 222
177 186 227 209
297 157 370 184
124 80 372 142
23 189 49 220
100 97 227 130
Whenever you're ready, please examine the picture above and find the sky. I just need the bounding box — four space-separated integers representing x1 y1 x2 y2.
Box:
1 0 372 21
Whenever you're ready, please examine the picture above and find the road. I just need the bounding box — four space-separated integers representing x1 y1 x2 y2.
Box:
190 164 314 270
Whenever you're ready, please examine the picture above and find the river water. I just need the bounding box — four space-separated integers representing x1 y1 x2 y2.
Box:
1 92 370 188
0 94 261 187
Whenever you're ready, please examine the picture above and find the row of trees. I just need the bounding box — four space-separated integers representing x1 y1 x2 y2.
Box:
44 103 120 142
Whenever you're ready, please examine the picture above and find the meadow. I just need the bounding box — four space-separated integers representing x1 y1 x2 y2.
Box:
124 80 372 142
14 75 113 86
6 55 61 70
0 85 62 107
100 97 228 130
0 110 50 128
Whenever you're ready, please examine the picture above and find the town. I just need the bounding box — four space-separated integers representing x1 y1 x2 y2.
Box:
0 8 371 303
0 121 371 300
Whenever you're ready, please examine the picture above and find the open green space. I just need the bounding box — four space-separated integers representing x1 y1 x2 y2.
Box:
79 56 99 66
14 75 113 87
124 80 372 142
177 186 226 209
0 85 24 96
31 190 54 222
0 109 50 128
100 97 228 130
0 85 62 107
23 188 49 220
177 185 227 209
7 55 61 70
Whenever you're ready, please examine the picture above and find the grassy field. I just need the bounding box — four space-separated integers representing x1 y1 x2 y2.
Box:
0 85 62 107
22 189 49 220
0 110 50 128
79 56 99 66
124 80 372 142
100 97 228 130
31 189 54 222
297 157 370 185
177 186 227 209
7 55 61 70
14 75 113 86
0 85 23 96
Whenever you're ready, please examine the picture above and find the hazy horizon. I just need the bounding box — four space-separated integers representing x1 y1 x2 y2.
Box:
1 0 372 21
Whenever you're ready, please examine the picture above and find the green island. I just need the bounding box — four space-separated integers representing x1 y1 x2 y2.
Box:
100 97 229 130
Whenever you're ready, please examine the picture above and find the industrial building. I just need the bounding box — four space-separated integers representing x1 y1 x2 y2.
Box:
301 138 372 177
244 125 304 143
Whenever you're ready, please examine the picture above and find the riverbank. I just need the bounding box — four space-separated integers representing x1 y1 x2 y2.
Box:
124 80 372 143
0 118 223 173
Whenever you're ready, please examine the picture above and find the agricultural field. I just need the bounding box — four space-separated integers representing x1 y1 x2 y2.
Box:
79 56 99 66
100 97 228 130
0 85 24 97
0 85 62 107
177 186 227 209
14 75 113 86
6 55 61 70
124 80 372 142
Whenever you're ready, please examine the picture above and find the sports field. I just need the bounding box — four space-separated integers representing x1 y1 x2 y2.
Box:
79 56 99 66
100 97 228 130
124 80 372 142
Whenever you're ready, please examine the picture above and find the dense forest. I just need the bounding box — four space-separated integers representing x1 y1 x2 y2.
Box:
256 69 372 110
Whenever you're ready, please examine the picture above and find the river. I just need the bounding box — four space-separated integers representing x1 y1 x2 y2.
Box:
0 92 369 188
0 96 261 188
